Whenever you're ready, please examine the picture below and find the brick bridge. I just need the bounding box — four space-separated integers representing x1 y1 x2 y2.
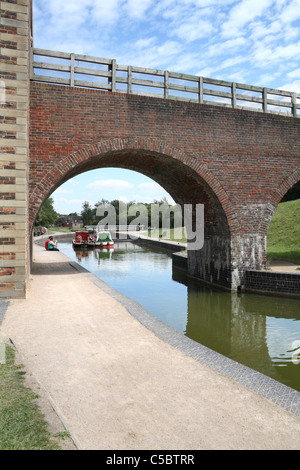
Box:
1 0 300 298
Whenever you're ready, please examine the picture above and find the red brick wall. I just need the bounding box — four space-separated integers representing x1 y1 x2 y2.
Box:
29 82 300 288
0 0 31 298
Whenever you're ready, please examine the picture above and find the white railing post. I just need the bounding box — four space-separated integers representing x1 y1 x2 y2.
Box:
108 59 116 92
292 92 297 117
70 53 75 87
111 59 116 92
198 76 203 104
263 88 267 112
128 66 132 94
164 71 169 99
232 82 236 108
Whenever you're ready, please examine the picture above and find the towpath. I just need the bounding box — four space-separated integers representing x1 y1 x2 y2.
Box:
0 242 299 450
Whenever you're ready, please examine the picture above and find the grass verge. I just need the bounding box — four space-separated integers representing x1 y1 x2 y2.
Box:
140 227 187 242
48 226 74 234
267 199 300 265
0 344 61 450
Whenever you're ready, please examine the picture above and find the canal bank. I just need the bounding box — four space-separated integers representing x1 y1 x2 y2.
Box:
0 240 299 450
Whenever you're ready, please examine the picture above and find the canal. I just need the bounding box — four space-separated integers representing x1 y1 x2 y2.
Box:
58 239 300 392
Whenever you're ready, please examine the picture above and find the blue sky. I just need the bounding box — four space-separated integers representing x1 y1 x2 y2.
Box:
33 0 300 214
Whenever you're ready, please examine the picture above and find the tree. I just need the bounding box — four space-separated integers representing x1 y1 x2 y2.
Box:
35 198 58 228
81 201 93 226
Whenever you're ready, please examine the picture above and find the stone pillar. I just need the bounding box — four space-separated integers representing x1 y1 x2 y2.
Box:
188 234 268 292
187 235 232 290
0 0 31 298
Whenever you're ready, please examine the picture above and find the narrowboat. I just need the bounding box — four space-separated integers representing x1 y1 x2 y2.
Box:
72 230 91 247
73 229 114 249
94 230 114 249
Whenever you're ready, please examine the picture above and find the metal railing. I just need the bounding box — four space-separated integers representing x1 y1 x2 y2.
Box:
31 47 300 118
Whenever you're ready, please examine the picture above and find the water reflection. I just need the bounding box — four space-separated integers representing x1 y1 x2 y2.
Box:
174 269 300 391
60 241 300 391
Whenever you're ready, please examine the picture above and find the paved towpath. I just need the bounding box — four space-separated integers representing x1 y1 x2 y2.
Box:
269 259 300 273
0 242 299 450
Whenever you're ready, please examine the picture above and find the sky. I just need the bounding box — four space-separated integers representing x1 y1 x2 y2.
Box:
32 0 300 214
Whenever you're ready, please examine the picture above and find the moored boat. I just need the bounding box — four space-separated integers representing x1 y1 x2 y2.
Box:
73 229 114 249
73 230 91 247
94 230 114 249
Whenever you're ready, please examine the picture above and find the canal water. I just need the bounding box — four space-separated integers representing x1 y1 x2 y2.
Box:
58 239 300 392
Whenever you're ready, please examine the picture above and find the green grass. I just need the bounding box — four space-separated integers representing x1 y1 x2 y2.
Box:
141 200 300 264
0 345 61 450
141 227 187 242
267 199 300 265
48 226 75 234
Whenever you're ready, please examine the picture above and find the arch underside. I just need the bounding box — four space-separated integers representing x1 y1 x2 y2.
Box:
67 150 229 233
30 147 238 288
30 148 233 236
30 145 300 291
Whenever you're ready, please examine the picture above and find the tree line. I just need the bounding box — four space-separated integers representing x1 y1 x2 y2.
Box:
81 198 182 229
35 197 183 230
35 182 300 230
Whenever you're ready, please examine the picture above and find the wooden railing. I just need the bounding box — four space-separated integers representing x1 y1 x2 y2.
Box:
31 47 300 118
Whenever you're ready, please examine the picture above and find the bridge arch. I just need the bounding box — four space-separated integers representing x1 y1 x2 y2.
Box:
30 138 240 290
257 168 300 238
29 137 238 235
272 168 300 206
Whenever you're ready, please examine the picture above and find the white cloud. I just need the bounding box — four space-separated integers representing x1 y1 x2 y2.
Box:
175 16 215 43
135 37 157 50
119 39 184 69
138 182 161 192
125 0 154 19
279 0 300 23
218 55 248 71
250 20 281 41
33 0 300 93
132 193 174 203
205 37 247 59
279 80 300 93
224 71 248 83
132 182 175 203
253 40 300 65
55 187 73 195
91 0 121 25
86 179 134 191
221 0 274 38
287 68 300 79
53 197 95 214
